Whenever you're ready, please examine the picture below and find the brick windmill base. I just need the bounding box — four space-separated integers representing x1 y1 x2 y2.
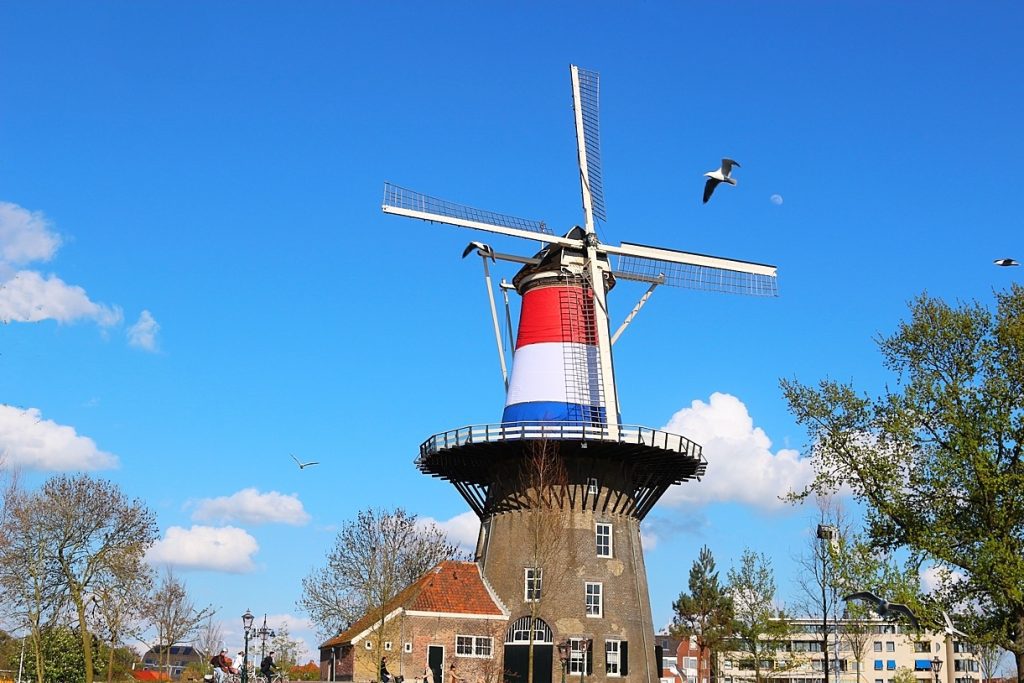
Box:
418 425 705 683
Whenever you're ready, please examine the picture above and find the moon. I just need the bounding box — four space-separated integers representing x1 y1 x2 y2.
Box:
770 194 784 206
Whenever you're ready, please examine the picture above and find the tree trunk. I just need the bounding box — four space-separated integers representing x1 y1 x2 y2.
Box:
77 599 95 683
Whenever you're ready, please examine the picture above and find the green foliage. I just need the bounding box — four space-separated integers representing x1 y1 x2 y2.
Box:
671 545 734 682
727 549 795 683
782 285 1024 679
19 627 92 683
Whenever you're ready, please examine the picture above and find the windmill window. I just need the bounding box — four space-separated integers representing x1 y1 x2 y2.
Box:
596 523 612 558
587 478 599 495
585 582 603 617
568 638 593 675
605 640 624 677
524 568 542 602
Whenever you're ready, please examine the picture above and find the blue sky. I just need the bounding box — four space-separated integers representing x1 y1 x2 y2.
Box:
2 1 1023 664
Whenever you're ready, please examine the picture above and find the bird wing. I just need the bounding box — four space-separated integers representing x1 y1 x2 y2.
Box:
888 603 919 629
304 461 320 467
844 591 882 605
722 158 740 175
703 178 719 203
290 453 301 466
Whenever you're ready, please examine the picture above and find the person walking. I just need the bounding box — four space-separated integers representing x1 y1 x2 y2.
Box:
380 656 392 683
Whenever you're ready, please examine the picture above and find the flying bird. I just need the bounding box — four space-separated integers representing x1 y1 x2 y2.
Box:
703 158 740 204
994 258 1020 267
844 591 920 629
940 610 968 639
290 453 320 470
462 241 495 260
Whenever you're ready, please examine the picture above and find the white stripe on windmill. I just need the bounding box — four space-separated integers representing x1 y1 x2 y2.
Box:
382 65 778 429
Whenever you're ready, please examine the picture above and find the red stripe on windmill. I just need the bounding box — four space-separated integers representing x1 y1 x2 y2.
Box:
383 65 778 435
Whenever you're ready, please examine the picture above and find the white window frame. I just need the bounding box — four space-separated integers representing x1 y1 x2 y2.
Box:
596 523 612 558
384 641 393 651
404 642 413 653
365 641 373 650
455 635 494 658
569 638 588 674
524 567 542 602
585 581 603 617
587 477 599 495
606 639 621 677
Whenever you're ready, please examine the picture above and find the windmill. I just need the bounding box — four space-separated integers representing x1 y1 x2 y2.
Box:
382 65 778 683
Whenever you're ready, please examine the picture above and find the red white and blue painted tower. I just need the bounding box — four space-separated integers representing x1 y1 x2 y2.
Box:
383 65 778 683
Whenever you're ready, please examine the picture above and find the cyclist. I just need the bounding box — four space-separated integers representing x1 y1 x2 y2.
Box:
211 649 231 683
260 650 279 682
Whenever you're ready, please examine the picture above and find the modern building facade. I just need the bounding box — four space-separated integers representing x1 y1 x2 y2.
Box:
718 618 980 683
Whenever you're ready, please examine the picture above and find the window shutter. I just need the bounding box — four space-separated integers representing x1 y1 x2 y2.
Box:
621 641 628 676
586 640 593 675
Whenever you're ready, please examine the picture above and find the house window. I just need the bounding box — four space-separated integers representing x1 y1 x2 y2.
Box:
596 523 612 558
365 641 373 650
874 661 883 671
569 638 591 675
384 642 393 651
874 642 883 652
887 661 896 670
684 658 698 670
587 478 599 495
886 642 895 652
456 635 493 658
585 582 603 617
915 642 931 653
724 660 733 670
606 640 622 676
525 567 542 602
404 642 413 653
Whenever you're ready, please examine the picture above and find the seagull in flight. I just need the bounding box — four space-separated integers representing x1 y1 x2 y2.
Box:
462 241 495 260
844 591 920 629
703 158 740 204
994 258 1020 267
940 610 968 638
290 453 320 470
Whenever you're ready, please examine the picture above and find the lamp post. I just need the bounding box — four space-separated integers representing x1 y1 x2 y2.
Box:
256 615 276 663
556 641 569 683
242 609 255 683
932 655 943 683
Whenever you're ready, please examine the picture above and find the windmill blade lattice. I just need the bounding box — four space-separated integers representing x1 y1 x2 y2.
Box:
573 66 606 223
614 254 779 296
383 182 553 236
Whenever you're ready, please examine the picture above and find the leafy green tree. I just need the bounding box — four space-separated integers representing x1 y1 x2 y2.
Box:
782 285 1024 682
20 626 92 683
672 545 734 683
727 549 796 683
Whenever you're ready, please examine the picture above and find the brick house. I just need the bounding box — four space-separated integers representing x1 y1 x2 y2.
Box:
652 635 712 683
320 561 509 683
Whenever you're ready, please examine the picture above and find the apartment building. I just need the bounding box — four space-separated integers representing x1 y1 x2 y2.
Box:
718 618 980 683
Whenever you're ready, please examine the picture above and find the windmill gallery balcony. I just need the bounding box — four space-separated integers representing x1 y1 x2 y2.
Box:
416 421 707 519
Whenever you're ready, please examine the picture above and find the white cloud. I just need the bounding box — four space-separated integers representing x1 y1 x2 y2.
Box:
0 201 122 327
192 488 311 526
419 510 479 553
0 270 122 325
660 392 814 511
920 564 966 593
0 404 118 471
0 201 61 266
146 525 259 573
127 309 160 351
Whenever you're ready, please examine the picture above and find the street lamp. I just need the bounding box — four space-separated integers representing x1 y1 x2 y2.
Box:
556 641 569 683
242 609 255 683
256 615 276 662
932 656 943 683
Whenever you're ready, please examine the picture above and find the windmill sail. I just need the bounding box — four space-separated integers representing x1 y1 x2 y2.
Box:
571 65 606 230
382 183 565 244
611 242 778 297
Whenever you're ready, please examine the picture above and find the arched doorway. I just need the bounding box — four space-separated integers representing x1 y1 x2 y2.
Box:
504 616 553 683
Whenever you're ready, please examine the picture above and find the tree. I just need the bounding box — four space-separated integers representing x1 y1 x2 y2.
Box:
193 614 224 670
791 500 843 683
672 545 735 683
727 549 795 683
146 569 214 675
29 474 158 683
269 623 300 669
91 561 154 683
298 507 464 679
782 286 1024 681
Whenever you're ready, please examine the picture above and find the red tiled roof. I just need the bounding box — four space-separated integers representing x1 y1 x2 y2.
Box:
320 561 504 649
